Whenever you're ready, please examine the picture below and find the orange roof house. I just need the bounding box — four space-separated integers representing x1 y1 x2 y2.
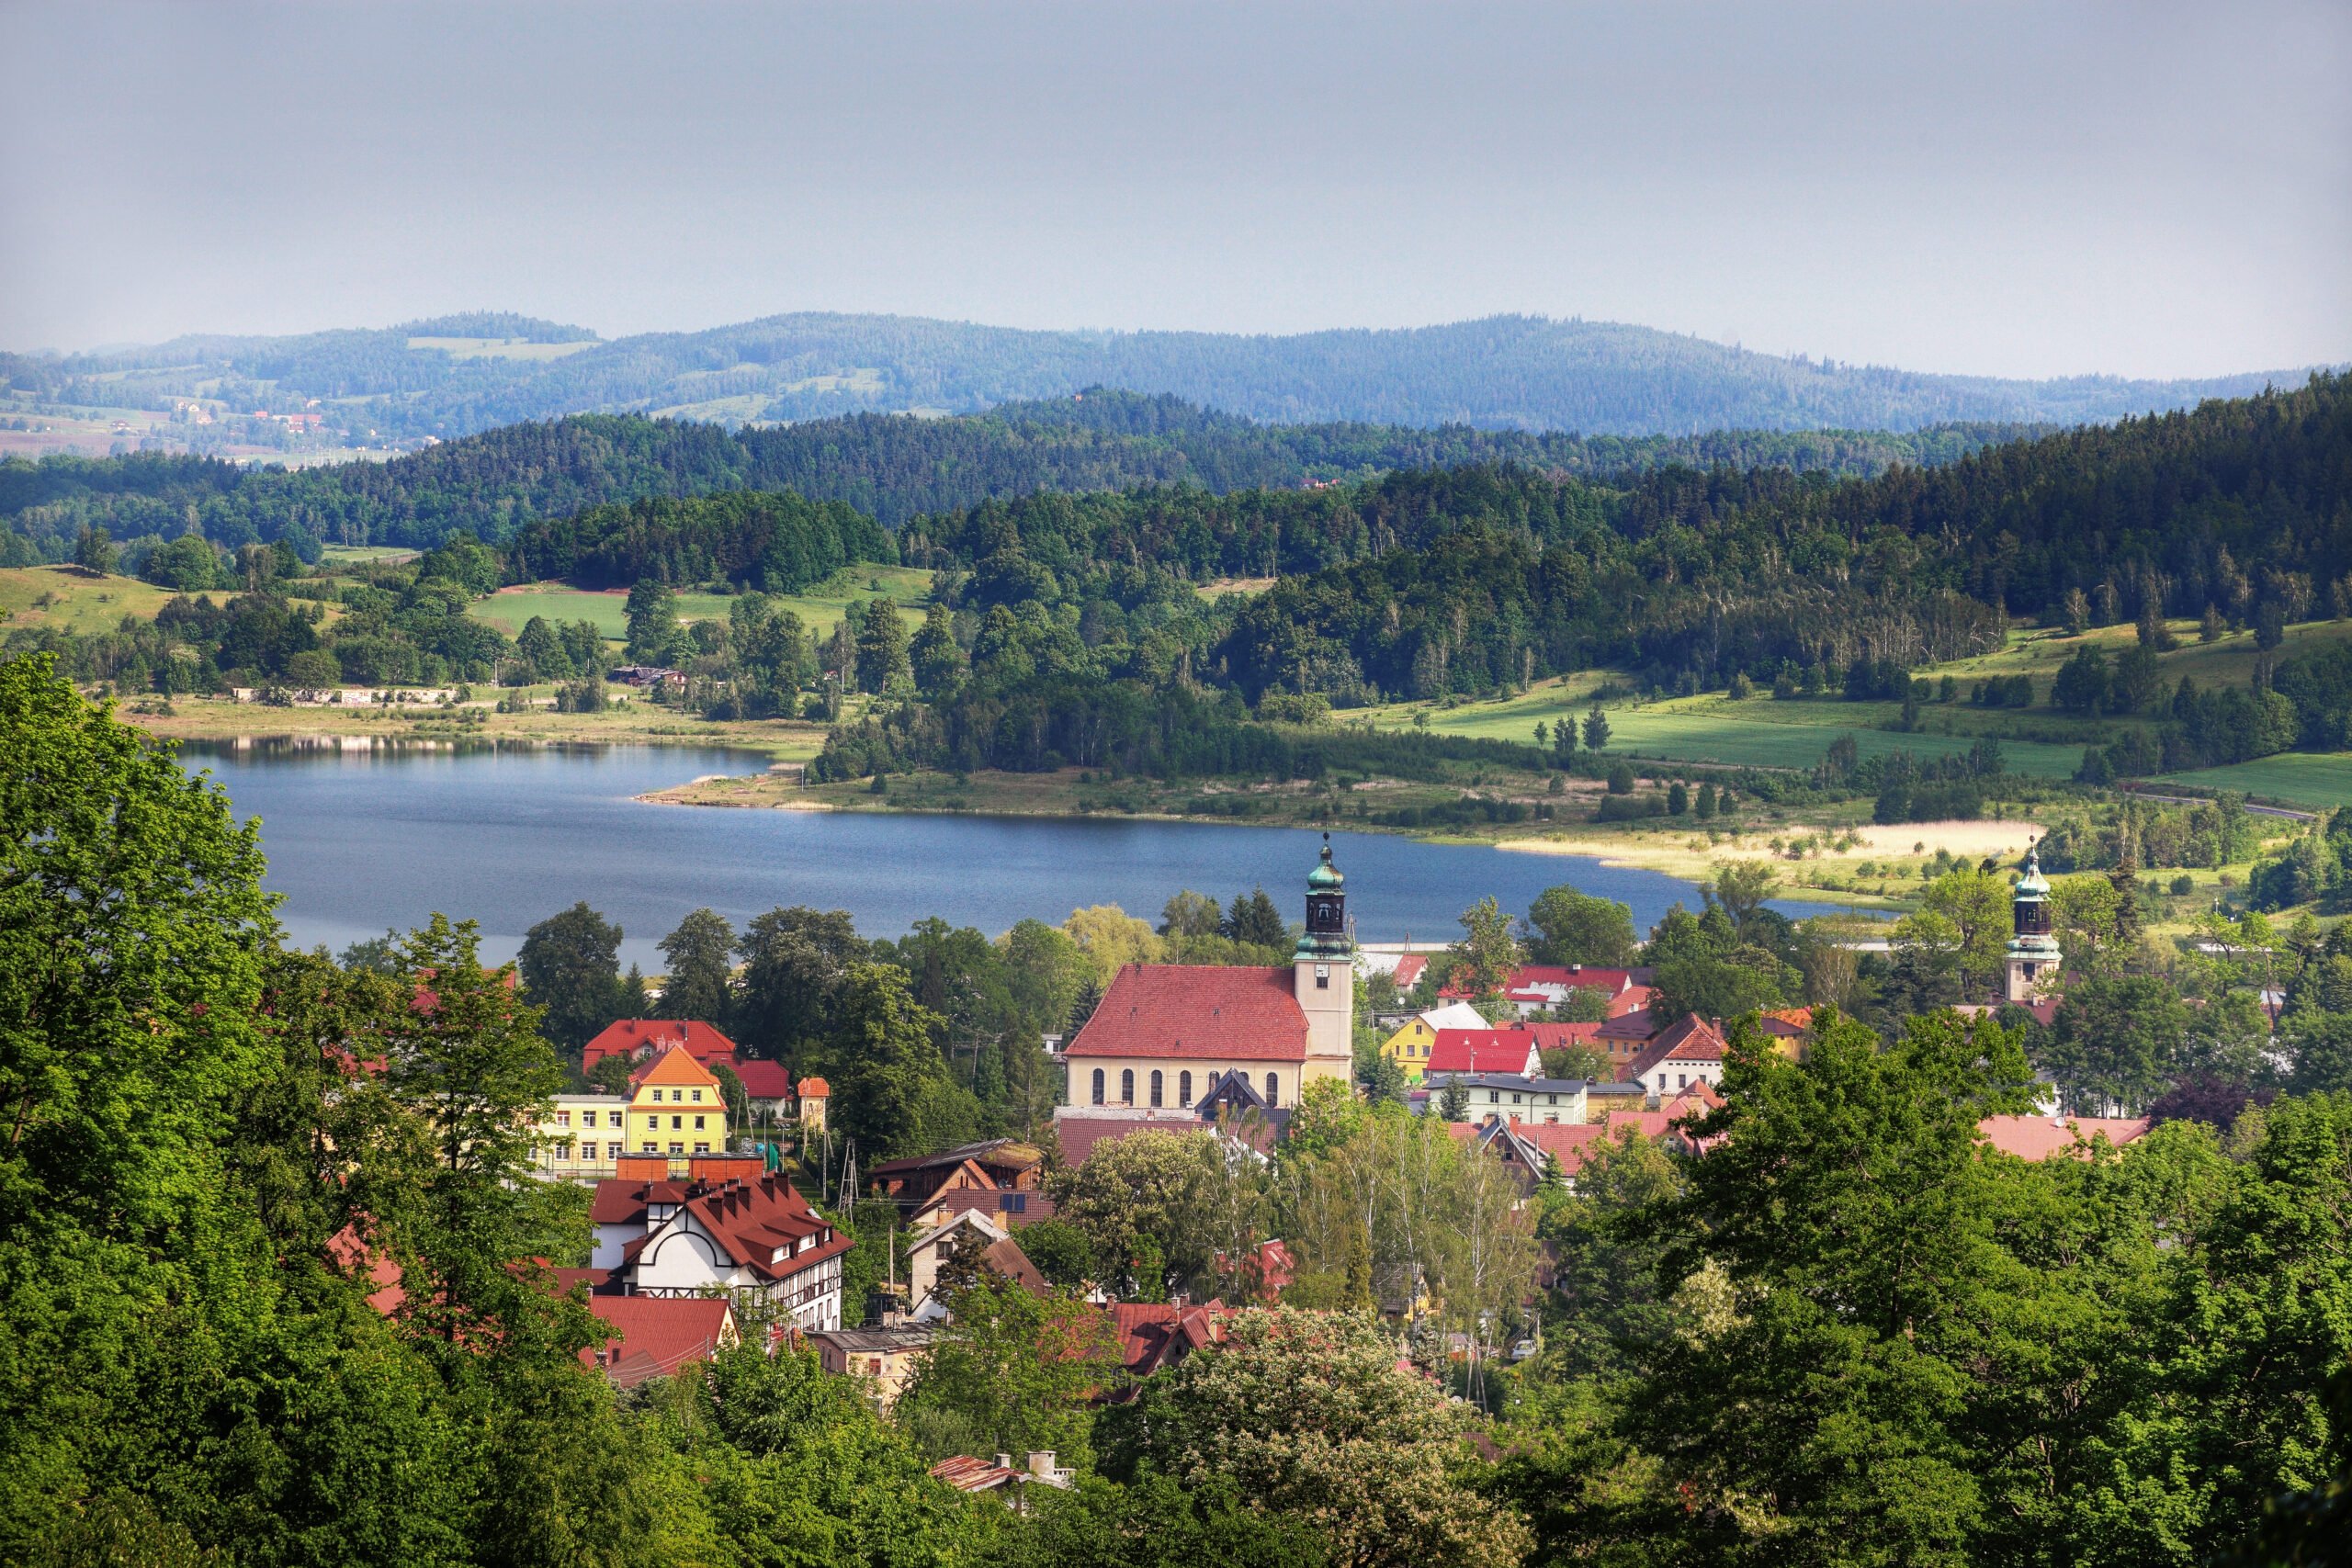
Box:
1976 1115 2151 1161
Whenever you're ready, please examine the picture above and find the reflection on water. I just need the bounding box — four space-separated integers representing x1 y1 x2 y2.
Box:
178 743 1870 968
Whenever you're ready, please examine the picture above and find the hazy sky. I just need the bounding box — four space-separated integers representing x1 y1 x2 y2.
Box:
3 0 2346 378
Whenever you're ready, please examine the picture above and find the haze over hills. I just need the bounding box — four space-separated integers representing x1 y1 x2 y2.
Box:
3 310 2323 445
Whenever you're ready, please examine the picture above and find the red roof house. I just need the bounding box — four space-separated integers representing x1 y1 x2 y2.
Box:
1106 1300 1230 1377
1976 1115 2152 1160
1426 1027 1544 1077
1626 1014 1729 1094
581 1294 739 1387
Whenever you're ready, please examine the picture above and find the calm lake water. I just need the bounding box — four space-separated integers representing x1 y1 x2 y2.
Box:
179 740 1860 968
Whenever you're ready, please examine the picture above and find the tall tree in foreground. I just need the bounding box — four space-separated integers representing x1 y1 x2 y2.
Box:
1628 1009 2092 1566
0 656 276 1547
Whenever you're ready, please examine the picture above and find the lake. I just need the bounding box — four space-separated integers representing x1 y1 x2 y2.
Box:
179 740 1860 968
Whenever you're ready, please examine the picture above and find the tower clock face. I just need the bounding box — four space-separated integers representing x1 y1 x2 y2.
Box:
1316 964 1329 981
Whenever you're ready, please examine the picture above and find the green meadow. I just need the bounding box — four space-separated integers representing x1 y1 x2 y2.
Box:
2151 753 2352 810
466 565 935 643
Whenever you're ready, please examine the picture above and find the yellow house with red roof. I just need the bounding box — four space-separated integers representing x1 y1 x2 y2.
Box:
630 1045 729 1159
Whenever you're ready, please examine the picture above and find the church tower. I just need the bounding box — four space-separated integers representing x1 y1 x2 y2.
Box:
2005 847 2060 1003
1295 834 1357 1085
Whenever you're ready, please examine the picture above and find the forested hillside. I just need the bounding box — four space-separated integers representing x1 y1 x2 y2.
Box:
0 391 2041 558
6 310 2312 441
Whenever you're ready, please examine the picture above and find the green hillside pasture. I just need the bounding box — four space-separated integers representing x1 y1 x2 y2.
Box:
1598 705 2087 780
468 565 934 643
320 545 419 564
0 566 181 635
2151 753 2352 810
1934 616 2352 695
1374 682 2087 780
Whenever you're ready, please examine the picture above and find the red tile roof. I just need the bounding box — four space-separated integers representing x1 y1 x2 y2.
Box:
1427 1027 1543 1077
728 1059 795 1099
1976 1115 2152 1161
1391 955 1429 990
1064 964 1307 1062
1054 1114 1200 1167
590 1179 684 1225
1525 1021 1604 1052
664 1173 850 1283
1106 1301 1229 1375
582 1019 746 1071
1597 1007 1661 1043
581 1295 735 1387
1627 1015 1726 1080
1606 986 1657 1020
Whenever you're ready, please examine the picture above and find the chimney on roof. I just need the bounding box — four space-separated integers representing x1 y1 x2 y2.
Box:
996 1453 1014 1472
1027 1451 1057 1477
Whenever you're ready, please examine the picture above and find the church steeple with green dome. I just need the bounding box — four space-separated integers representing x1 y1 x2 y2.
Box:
2005 843 2061 1003
1297 834 1352 959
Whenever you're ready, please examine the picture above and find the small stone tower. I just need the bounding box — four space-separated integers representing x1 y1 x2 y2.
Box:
2005 848 2060 1003
1294 834 1357 1086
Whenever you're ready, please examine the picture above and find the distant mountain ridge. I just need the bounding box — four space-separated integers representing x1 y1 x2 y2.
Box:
3 311 2322 444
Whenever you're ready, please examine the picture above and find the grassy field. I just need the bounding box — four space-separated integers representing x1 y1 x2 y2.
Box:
0 566 181 633
1351 617 2352 786
2151 753 2352 809
1358 679 2090 779
320 545 419 565
467 566 935 642
1932 616 2352 694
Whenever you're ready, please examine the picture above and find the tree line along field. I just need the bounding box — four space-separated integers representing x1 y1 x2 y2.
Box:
1359 616 2352 804
465 563 935 645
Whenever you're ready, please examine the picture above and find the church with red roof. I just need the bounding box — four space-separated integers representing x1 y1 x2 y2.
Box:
1061 839 1356 1120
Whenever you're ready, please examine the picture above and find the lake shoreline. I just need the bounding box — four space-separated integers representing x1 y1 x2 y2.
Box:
137 697 1930 916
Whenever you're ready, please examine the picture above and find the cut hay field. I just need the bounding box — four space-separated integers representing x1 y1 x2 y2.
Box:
0 566 180 633
466 565 935 642
2151 753 2352 810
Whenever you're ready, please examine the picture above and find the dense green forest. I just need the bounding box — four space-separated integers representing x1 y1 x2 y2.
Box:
15 376 2350 777
7 654 2350 1568
3 310 2312 441
0 391 2046 558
